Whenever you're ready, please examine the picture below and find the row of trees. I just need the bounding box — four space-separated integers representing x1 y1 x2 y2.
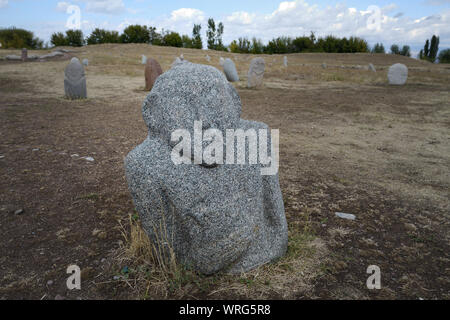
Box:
3 25 448 63
419 35 440 62
371 43 411 56
230 33 370 54
50 18 227 51
0 27 44 49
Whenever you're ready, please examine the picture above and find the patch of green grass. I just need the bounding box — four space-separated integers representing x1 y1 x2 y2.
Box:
79 193 100 201
331 175 350 186
408 233 435 244
286 231 316 260
324 73 345 81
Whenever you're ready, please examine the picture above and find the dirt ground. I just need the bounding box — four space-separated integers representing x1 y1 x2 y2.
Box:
0 44 449 300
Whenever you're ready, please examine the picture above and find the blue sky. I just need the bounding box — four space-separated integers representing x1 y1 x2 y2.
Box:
1 0 449 55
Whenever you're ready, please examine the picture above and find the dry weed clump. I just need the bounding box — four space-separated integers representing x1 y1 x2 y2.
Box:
116 213 202 299
115 205 326 300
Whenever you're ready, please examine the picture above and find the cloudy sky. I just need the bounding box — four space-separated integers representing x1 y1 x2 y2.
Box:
0 0 449 55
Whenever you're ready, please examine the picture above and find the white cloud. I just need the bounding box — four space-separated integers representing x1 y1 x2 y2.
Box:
56 1 70 12
55 0 126 15
169 8 205 22
87 0 125 14
226 12 256 25
218 0 450 50
46 0 449 52
0 0 8 9
75 0 126 14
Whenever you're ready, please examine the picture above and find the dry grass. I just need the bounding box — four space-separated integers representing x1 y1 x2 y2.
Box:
114 206 327 300
116 214 185 299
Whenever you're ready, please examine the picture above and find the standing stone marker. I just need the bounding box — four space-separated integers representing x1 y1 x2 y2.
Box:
172 56 188 68
206 55 211 62
141 55 147 64
388 63 408 85
219 57 225 66
145 58 163 91
64 57 87 99
322 63 327 69
125 62 288 275
247 57 265 88
369 63 376 72
223 58 239 82
283 56 287 67
21 48 27 61
82 58 89 66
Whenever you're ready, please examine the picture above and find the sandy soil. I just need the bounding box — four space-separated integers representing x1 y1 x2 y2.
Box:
0 44 449 300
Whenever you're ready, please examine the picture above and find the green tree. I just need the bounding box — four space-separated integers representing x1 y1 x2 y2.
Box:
264 36 293 54
438 48 450 63
292 36 314 52
421 35 440 62
192 24 202 49
229 37 250 53
51 32 68 47
86 28 119 45
206 18 216 50
206 18 226 51
424 39 429 57
216 22 225 51
390 44 400 55
0 27 44 49
120 25 150 43
148 26 162 45
65 29 84 47
400 45 411 57
181 34 193 48
371 43 385 53
250 37 264 54
429 35 439 62
163 31 183 47
347 37 369 53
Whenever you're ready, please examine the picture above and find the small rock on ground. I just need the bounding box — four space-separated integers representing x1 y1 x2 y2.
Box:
335 212 356 220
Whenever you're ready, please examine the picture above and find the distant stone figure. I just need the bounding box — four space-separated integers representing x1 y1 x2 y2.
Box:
21 48 27 61
247 57 265 88
141 55 147 65
145 58 163 91
223 58 239 82
369 63 376 72
172 57 187 68
283 56 287 67
219 57 225 66
125 62 288 275
64 57 87 99
388 63 408 85
82 59 89 66
206 55 211 62
322 63 327 69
